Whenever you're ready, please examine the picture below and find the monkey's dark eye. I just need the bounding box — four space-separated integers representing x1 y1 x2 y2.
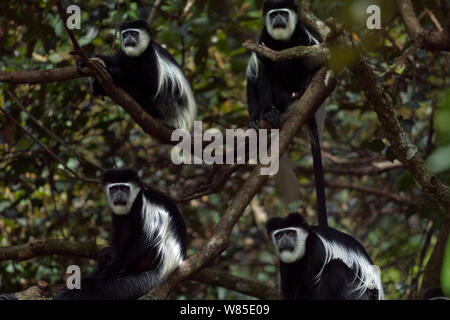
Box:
131 31 138 37
286 230 296 237
275 233 283 240
109 184 130 194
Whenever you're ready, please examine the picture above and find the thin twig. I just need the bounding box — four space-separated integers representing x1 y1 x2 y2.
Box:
0 106 82 180
380 42 420 77
425 8 443 31
147 0 162 25
109 1 120 55
181 0 196 20
5 89 103 172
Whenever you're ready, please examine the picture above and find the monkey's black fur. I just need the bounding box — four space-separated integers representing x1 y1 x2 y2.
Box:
54 169 186 300
247 0 329 226
266 213 382 300
78 20 196 131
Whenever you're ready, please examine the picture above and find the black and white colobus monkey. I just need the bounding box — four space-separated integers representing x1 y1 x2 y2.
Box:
55 169 187 300
78 20 196 131
266 213 383 300
246 0 328 224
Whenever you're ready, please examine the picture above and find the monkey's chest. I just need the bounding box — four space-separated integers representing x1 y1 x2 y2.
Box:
116 63 158 95
271 60 309 93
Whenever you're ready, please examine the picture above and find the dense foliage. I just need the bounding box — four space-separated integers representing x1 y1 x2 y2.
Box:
0 0 449 299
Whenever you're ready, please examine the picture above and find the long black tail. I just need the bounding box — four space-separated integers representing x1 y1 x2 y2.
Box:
307 117 328 227
53 270 162 300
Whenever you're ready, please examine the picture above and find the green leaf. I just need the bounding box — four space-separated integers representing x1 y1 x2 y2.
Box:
425 145 450 174
366 138 385 153
404 100 421 110
385 146 396 162
442 236 450 297
394 63 406 75
396 172 415 192
15 137 32 151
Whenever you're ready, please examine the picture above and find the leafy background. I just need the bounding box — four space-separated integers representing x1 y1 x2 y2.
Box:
0 0 449 299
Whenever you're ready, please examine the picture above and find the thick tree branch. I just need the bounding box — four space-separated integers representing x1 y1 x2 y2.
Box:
143 67 336 299
0 239 100 261
350 57 450 212
55 5 174 145
0 66 82 84
243 41 330 61
421 218 450 294
396 0 450 51
300 0 331 41
190 268 279 300
0 239 277 300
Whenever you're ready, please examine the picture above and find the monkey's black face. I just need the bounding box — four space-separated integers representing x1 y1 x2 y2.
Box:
109 184 130 206
269 10 290 29
121 30 140 47
273 228 297 252
120 28 151 57
265 8 297 41
270 227 308 263
104 182 141 215
266 213 310 263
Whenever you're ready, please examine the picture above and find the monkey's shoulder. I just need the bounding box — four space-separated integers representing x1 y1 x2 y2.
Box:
141 188 180 216
308 226 371 258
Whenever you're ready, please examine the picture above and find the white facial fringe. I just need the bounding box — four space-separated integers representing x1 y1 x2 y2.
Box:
314 234 384 300
265 9 297 41
274 227 309 263
106 183 141 216
121 29 151 57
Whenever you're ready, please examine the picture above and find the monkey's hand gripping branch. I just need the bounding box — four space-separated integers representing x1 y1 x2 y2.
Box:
57 4 174 145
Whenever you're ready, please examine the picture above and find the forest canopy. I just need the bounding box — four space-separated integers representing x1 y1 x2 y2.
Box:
0 0 449 300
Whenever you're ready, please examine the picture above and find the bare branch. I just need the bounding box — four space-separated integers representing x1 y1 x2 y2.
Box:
0 66 82 84
0 239 100 261
56 4 175 145
190 268 279 300
350 57 450 211
396 0 450 51
147 0 162 25
243 41 330 62
328 181 409 204
0 105 97 183
421 218 450 294
296 160 403 177
0 239 277 299
143 67 336 299
300 0 331 41
5 89 103 172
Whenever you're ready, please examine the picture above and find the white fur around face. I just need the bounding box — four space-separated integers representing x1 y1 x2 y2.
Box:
272 227 309 263
154 50 197 131
105 182 141 215
313 234 384 300
141 197 184 284
121 29 151 57
265 9 297 41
